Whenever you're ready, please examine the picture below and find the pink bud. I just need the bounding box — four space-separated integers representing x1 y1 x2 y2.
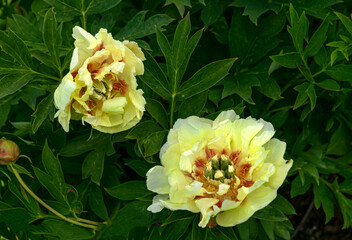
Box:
0 138 20 165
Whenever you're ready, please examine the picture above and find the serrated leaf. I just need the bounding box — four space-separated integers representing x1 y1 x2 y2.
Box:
161 217 193 240
201 0 224 27
287 4 307 53
105 181 149 200
125 160 155 178
332 180 352 229
253 205 287 221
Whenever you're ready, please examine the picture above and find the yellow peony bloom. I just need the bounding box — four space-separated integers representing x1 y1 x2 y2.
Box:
54 26 146 133
146 110 293 227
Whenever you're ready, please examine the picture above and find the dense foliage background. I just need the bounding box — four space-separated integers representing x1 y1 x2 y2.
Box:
0 0 352 239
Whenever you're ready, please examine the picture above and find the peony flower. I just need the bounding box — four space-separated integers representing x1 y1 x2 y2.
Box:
0 138 20 165
146 110 293 227
54 26 146 133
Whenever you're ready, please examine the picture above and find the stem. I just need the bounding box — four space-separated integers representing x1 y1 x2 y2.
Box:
81 12 87 30
170 94 175 128
10 164 98 230
70 217 107 226
319 177 334 192
292 199 315 239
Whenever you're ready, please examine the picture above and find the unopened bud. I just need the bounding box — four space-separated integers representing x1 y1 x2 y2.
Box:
0 138 20 165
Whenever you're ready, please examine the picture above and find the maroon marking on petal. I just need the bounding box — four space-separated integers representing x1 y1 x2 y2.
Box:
195 158 206 169
205 148 216 159
215 200 223 209
221 149 227 155
71 70 78 78
243 180 254 188
92 42 104 55
113 79 128 95
236 163 251 179
184 172 194 180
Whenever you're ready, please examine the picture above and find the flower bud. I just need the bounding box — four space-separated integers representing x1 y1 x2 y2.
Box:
0 138 20 165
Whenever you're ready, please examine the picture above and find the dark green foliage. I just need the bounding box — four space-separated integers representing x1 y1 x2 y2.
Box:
0 0 352 239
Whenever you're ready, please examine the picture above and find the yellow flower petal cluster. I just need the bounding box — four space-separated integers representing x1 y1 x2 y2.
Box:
54 26 146 133
146 110 293 227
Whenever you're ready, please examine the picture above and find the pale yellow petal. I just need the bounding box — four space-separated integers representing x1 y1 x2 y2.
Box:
147 166 170 194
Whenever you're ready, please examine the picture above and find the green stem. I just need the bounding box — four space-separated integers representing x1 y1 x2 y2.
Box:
319 177 334 192
170 94 175 128
10 164 98 230
81 12 87 30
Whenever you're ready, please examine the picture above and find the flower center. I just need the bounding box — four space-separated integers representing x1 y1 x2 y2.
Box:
204 155 236 183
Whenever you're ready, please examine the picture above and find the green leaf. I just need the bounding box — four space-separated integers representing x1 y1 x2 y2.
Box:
237 218 258 240
316 79 340 91
325 64 352 82
258 76 281 100
270 52 301 69
0 202 34 232
82 149 105 185
0 58 30 75
60 132 111 157
313 182 334 223
0 30 33 67
327 123 351 156
253 205 287 221
332 180 352 229
271 194 296 215
231 0 280 25
223 74 260 104
293 83 309 110
287 4 308 53
8 181 40 216
139 50 171 100
142 131 167 157
43 141 65 187
43 8 61 72
304 14 329 58
44 0 122 21
42 219 94 240
176 58 236 100
33 166 66 202
340 179 352 195
145 99 168 129
32 93 54 133
165 0 191 17
125 160 155 178
88 184 109 220
155 27 171 62
335 12 352 36
215 226 238 240
291 175 312 198
162 217 193 240
0 74 35 100
102 201 151 238
178 90 208 118
201 0 224 27
115 11 174 40
307 84 316 110
126 121 162 140
0 102 10 128
303 163 319 184
105 181 149 200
